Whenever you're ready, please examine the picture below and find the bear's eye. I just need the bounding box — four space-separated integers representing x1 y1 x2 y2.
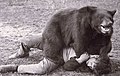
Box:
108 22 113 26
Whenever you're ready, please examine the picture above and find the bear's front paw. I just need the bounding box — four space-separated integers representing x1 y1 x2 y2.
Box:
63 58 80 71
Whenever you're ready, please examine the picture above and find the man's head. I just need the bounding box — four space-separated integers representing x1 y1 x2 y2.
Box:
86 55 111 76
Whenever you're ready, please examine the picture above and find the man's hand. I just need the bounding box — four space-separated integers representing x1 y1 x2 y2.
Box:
76 52 90 64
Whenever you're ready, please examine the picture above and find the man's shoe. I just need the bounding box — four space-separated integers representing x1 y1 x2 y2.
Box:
0 64 18 73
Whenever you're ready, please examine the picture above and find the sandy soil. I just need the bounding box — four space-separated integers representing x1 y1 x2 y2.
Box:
0 0 120 76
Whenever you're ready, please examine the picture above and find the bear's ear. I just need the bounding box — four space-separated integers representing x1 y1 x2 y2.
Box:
108 10 116 17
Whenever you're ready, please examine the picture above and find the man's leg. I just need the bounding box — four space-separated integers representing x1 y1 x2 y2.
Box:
0 58 58 74
17 58 58 74
9 34 43 59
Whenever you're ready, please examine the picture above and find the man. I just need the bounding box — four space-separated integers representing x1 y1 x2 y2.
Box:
0 34 111 76
0 34 90 74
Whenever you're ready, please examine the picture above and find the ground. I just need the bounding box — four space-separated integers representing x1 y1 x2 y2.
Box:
0 0 120 76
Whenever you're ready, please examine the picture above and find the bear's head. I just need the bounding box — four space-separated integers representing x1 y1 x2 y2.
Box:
89 7 116 36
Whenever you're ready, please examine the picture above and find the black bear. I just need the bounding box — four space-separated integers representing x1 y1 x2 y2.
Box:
0 6 116 75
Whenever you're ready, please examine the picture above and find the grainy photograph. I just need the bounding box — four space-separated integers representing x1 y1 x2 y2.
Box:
0 0 120 76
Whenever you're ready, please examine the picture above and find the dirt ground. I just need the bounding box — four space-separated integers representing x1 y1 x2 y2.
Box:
0 0 120 76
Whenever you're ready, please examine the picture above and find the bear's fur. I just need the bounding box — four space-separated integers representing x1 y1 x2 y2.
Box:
40 6 116 65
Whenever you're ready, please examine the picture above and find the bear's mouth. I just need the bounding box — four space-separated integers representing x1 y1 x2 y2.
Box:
100 26 110 34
